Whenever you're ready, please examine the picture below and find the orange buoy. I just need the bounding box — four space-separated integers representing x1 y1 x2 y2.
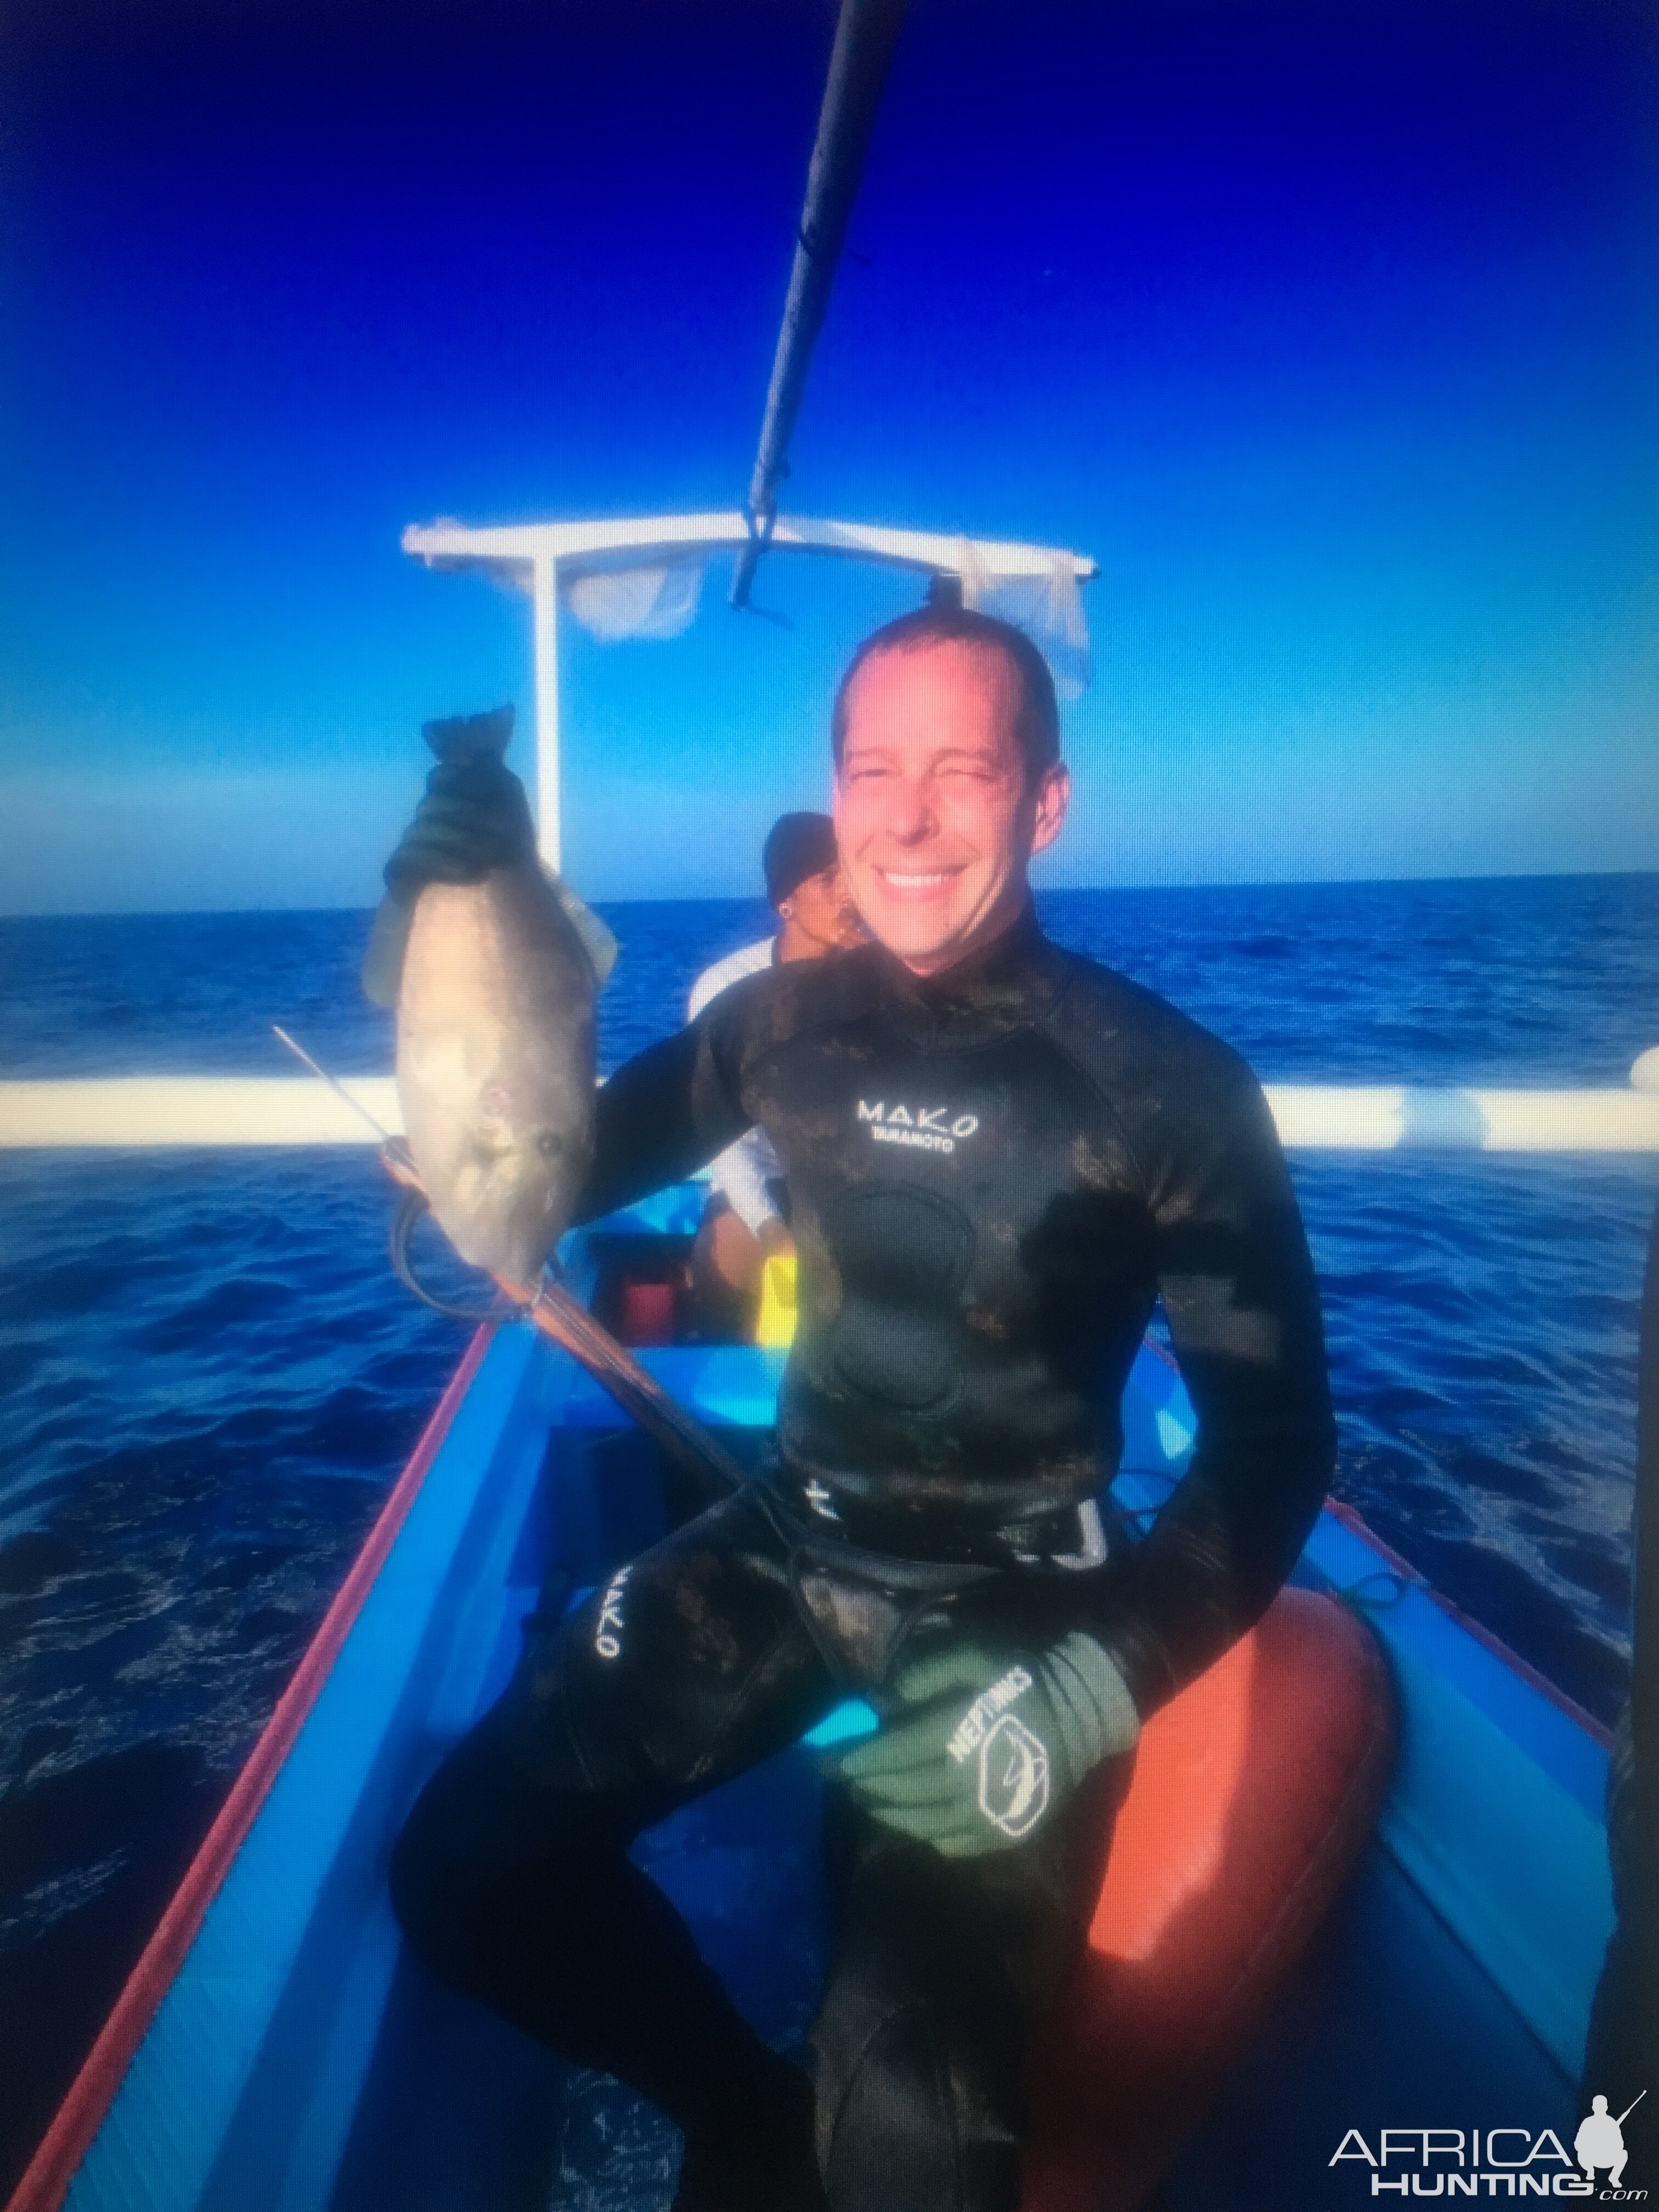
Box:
1023 1588 1397 2211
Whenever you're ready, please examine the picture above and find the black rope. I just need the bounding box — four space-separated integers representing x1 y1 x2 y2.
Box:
388 1184 516 1325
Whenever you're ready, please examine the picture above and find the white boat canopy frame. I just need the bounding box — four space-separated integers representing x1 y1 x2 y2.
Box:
400 510 1099 873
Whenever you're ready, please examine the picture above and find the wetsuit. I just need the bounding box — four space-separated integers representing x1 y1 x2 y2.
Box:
686 934 786 1235
390 906 1336 2211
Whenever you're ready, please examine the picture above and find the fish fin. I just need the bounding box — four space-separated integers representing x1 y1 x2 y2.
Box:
361 893 413 1006
543 866 619 986
422 704 516 765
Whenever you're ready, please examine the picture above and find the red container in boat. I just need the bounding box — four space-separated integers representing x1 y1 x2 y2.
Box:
1024 1588 1397 2211
618 1279 678 1345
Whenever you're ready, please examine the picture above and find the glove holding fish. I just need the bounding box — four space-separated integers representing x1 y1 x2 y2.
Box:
365 706 617 1290
382 718 539 897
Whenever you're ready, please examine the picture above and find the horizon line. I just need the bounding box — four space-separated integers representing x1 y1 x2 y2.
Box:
3 865 1657 926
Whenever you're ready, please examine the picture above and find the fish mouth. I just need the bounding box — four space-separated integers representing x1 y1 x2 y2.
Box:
436 1127 589 1284
441 1184 563 1284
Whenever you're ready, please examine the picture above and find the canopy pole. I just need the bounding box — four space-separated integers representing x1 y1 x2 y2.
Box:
531 552 561 871
731 0 910 608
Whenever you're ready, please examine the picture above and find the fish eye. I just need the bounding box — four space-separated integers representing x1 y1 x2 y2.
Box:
537 1132 564 1159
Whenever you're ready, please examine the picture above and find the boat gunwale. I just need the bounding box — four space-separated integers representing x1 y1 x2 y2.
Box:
1136 1330 1614 1753
3 1325 496 2212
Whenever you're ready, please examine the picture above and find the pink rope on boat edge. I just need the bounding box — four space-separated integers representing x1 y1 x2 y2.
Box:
6 1324 495 2212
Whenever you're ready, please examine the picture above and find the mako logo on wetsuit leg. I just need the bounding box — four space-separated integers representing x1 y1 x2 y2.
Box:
594 1565 632 1660
856 1101 980 1156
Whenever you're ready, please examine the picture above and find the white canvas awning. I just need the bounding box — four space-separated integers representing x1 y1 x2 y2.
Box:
401 511 1098 871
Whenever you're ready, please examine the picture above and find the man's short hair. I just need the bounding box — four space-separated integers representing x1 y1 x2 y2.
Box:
830 605 1062 785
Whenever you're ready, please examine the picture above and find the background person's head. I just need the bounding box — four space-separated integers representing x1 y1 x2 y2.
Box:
830 606 1069 974
761 811 863 959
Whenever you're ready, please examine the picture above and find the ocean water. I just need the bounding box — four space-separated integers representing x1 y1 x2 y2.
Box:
1 873 1655 2189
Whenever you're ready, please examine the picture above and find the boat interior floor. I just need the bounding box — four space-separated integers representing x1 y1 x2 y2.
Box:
327 1750 1573 2212
321 1421 1575 2212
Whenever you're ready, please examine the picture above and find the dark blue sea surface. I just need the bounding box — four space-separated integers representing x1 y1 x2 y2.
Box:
0 873 1655 2188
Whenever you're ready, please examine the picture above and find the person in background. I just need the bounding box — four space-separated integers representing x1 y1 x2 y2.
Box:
686 811 862 1328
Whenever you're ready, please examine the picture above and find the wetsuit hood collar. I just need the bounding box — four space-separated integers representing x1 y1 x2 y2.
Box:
868 902 1064 1037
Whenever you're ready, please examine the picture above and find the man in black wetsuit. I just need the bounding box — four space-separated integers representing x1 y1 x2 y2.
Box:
387 607 1338 2212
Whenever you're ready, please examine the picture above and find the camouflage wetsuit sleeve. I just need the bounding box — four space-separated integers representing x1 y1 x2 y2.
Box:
573 979 764 1224
1077 1043 1337 1718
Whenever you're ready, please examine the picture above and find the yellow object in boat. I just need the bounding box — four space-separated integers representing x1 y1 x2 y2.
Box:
755 1254 798 1347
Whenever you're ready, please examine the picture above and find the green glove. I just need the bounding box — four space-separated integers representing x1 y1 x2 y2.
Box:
382 707 535 901
828 1633 1140 1858
364 707 535 1005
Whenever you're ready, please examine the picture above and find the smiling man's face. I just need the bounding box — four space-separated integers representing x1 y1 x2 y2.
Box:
832 639 1069 974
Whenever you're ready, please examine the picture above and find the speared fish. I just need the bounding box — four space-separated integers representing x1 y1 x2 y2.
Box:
332 706 745 1497
382 709 614 1289
270 1019 746 1502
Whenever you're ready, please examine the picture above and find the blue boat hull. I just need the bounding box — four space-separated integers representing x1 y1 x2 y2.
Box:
24 1188 1614 2212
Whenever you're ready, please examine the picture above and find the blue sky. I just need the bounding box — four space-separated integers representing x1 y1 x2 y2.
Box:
2 0 1655 912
